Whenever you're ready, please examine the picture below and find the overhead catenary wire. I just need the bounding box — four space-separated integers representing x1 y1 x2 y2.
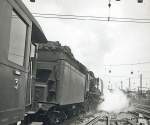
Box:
33 15 150 24
32 13 107 19
32 13 150 21
104 61 150 67
34 16 150 23
34 15 108 22
32 13 150 24
101 73 150 79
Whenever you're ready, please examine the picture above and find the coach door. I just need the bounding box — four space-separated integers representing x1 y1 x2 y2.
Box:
7 9 31 110
0 1 32 124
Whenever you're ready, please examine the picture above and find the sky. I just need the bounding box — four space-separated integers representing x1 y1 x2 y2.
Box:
22 0 150 90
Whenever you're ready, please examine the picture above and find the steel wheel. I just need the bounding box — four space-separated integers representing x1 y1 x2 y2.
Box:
44 111 66 125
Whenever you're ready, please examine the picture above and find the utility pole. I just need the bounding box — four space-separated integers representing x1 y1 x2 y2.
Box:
129 71 133 91
140 74 142 95
100 79 103 95
120 81 123 90
129 78 131 91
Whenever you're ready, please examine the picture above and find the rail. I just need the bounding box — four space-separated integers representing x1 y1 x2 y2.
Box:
134 103 150 118
85 116 102 125
85 114 137 125
85 113 108 125
66 111 147 125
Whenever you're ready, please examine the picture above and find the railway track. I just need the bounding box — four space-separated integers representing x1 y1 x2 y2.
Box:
84 110 150 125
85 114 106 125
63 109 149 125
134 103 150 118
84 111 137 125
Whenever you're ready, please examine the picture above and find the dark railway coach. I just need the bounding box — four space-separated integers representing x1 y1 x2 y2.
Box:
0 0 47 124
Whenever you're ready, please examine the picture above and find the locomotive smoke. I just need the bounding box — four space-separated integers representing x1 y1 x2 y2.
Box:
98 89 133 113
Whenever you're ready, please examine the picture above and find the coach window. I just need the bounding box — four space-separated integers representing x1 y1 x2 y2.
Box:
8 10 27 66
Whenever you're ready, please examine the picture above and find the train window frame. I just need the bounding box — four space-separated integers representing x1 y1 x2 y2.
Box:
30 43 36 58
8 10 28 66
6 0 33 71
29 43 37 77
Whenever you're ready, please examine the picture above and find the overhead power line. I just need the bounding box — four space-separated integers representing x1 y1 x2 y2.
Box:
34 15 108 22
33 13 150 21
100 74 129 78
105 61 150 67
33 13 107 19
32 13 150 24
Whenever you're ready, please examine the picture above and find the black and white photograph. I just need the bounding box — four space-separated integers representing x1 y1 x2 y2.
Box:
0 0 150 125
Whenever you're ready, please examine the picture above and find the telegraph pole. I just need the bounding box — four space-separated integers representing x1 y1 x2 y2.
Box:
140 74 142 94
120 81 123 90
129 71 133 91
129 78 131 91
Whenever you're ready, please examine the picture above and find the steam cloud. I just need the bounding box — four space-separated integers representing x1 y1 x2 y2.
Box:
98 89 133 113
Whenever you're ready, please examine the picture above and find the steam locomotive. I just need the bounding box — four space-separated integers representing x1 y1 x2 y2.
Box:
0 0 102 125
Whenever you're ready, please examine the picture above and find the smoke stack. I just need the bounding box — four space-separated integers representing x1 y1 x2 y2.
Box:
100 79 103 95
